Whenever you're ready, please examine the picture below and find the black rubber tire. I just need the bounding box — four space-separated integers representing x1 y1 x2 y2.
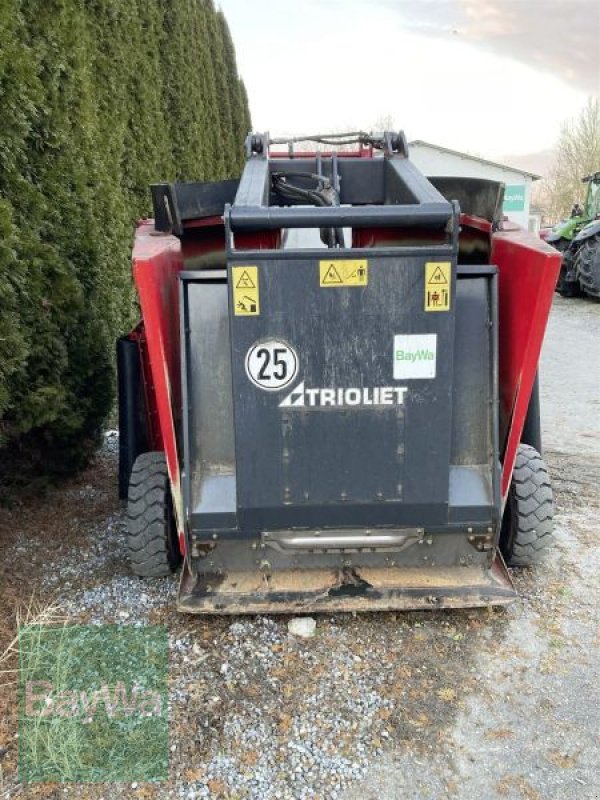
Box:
127 452 182 577
574 233 600 299
551 238 570 253
556 246 582 297
500 444 554 567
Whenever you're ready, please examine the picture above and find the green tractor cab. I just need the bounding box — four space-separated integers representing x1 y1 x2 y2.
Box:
547 172 600 298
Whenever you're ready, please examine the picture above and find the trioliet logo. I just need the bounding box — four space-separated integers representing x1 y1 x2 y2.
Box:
279 382 407 408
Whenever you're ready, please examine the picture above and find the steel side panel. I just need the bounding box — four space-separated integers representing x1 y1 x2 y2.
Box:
451 277 494 466
182 278 237 531
449 273 499 526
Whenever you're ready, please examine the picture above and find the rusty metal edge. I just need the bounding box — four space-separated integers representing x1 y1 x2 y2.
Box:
176 555 516 616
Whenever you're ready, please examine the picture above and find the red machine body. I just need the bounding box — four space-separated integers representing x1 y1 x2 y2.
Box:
121 133 560 612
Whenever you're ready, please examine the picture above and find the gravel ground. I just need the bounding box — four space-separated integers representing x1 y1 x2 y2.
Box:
0 294 599 800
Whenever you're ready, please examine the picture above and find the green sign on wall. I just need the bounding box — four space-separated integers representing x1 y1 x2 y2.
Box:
503 184 526 212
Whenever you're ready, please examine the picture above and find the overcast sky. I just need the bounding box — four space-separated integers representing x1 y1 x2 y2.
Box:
219 0 600 165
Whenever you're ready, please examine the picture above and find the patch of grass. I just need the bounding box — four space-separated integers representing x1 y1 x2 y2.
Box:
18 623 168 783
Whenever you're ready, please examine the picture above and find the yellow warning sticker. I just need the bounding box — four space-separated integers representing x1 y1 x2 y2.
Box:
232 266 260 316
424 262 451 312
319 259 368 287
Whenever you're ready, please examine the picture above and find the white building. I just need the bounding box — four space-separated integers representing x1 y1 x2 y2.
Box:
409 140 541 231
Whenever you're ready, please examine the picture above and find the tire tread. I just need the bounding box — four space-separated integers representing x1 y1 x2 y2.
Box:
502 443 554 567
575 234 600 299
126 451 181 577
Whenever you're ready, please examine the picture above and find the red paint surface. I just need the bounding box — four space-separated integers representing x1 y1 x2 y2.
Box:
234 231 280 251
182 214 225 230
181 223 227 265
132 223 185 548
128 324 161 452
491 224 561 499
459 213 492 233
352 225 447 248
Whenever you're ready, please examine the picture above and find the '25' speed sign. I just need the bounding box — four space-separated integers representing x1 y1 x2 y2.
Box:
245 340 298 391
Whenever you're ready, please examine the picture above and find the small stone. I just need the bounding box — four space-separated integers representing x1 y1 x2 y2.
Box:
288 617 317 638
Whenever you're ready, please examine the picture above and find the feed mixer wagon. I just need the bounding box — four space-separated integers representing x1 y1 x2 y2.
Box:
117 131 561 614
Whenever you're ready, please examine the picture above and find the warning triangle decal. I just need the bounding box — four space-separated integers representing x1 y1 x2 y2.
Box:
322 264 343 284
427 266 448 285
235 269 256 289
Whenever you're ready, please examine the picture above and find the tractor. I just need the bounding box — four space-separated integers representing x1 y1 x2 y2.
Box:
544 172 600 298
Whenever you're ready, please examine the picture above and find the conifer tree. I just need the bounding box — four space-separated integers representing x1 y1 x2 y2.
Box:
0 0 251 478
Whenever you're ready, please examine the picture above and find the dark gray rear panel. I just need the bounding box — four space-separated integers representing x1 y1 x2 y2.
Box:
229 254 455 530
181 258 498 540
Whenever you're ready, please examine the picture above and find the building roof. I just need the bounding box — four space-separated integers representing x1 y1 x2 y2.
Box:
409 140 542 181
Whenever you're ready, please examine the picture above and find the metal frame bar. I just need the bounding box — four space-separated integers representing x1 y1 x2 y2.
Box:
227 145 455 247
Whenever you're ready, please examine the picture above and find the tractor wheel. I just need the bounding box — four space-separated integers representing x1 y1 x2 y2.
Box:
126 452 182 577
552 238 570 253
500 444 554 567
574 233 600 299
556 247 582 297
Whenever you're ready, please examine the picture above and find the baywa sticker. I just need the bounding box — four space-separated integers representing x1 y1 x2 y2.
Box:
394 334 437 379
279 382 407 408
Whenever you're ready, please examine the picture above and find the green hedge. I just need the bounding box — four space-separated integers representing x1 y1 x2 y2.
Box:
0 0 250 477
